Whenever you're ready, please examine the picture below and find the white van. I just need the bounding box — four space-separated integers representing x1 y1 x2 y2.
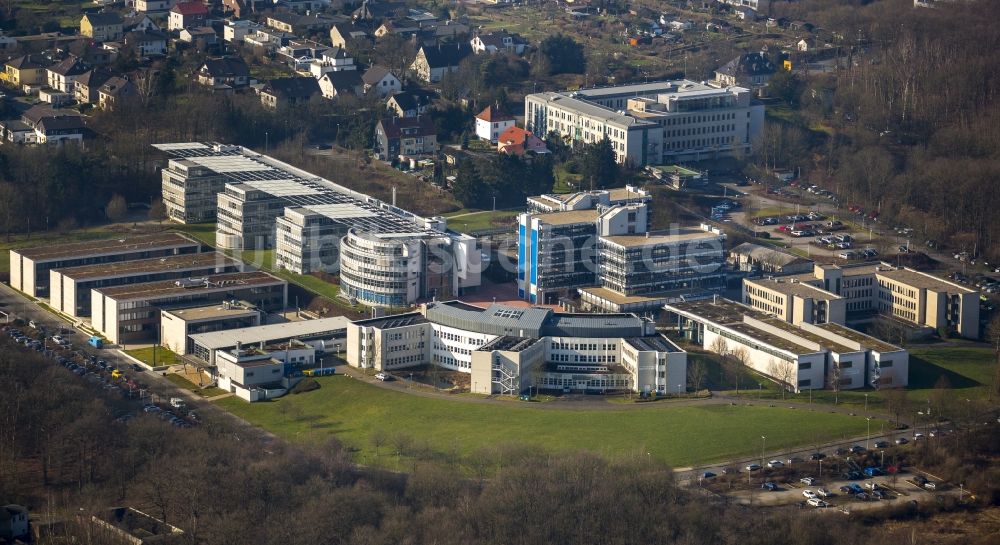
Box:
169 397 186 409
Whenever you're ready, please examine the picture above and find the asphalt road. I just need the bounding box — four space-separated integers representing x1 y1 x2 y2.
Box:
0 282 274 445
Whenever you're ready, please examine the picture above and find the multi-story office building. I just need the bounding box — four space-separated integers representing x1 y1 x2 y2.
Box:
524 80 764 166
766 263 981 339
10 233 201 298
728 242 814 275
160 157 228 223
91 271 287 345
159 302 264 356
50 252 242 318
526 186 651 214
346 300 687 395
518 203 647 304
742 276 847 325
665 297 908 392
155 142 482 306
185 316 349 365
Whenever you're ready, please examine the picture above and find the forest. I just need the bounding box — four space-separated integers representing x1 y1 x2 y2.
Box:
3 337 999 545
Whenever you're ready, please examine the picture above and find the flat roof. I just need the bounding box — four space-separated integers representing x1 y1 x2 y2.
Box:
532 209 599 226
665 297 765 325
351 312 429 329
730 242 812 268
624 335 683 353
758 316 856 354
814 322 903 353
579 286 671 306
94 271 284 301
529 92 651 129
728 322 817 355
877 267 975 293
53 252 239 280
12 232 199 262
745 277 842 300
188 316 350 350
602 227 720 248
161 304 260 322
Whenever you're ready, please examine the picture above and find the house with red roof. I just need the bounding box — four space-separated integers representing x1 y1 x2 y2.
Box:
497 126 548 156
474 104 514 143
168 2 209 31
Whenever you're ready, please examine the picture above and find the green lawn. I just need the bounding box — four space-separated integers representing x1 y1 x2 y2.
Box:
126 346 181 367
443 210 518 232
0 228 125 274
216 376 869 469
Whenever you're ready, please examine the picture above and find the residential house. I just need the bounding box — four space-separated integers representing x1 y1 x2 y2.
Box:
82 43 116 66
470 30 528 55
375 116 437 161
39 88 74 107
47 56 90 93
180 26 219 46
318 70 363 99
361 66 400 97
75 68 114 104
19 105 86 144
197 57 251 91
353 0 406 22
277 39 333 71
714 49 777 95
0 32 16 51
386 89 436 117
797 38 809 52
374 20 420 39
330 22 368 48
244 27 294 51
416 20 470 45
123 13 160 33
474 104 514 143
2 55 47 87
125 30 168 56
224 19 262 43
99 76 139 110
266 12 336 35
307 47 356 77
81 12 124 42
136 0 175 13
222 0 268 17
260 77 321 108
497 126 548 156
168 2 209 32
411 43 472 83
0 505 29 543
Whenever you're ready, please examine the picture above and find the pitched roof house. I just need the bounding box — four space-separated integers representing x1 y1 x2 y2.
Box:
360 66 400 97
474 104 515 143
318 70 364 99
330 22 369 48
386 89 437 117
375 116 437 161
168 2 209 31
125 30 168 56
74 68 114 104
198 57 251 91
47 55 90 93
497 126 548 156
411 42 472 83
260 77 321 108
470 30 528 55
2 55 47 86
714 50 777 95
99 76 139 110
81 12 124 42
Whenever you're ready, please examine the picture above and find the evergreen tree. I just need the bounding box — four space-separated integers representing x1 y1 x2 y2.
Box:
579 137 618 189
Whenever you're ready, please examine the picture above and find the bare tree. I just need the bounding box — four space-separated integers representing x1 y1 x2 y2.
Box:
882 387 909 428
149 198 167 223
767 358 795 399
688 358 707 391
105 194 127 222
827 363 843 405
370 429 387 459
731 347 750 396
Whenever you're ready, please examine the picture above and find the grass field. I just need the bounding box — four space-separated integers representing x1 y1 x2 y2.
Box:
216 376 869 469
126 346 180 367
443 210 518 232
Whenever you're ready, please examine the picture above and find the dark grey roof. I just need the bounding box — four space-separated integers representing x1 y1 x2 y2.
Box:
425 301 551 338
388 89 437 112
352 311 428 329
541 313 646 338
48 56 89 76
201 57 250 78
322 70 363 94
361 65 393 85
716 51 776 78
83 12 123 26
76 68 114 88
262 77 321 99
419 42 472 69
36 115 86 132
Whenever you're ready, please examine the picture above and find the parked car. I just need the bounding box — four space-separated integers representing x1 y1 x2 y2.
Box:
745 463 762 472
816 488 832 498
810 452 826 460
801 477 816 486
874 441 889 449
767 460 784 469
802 489 817 499
761 481 778 491
895 437 908 445
787 456 804 465
701 471 716 479
375 372 389 381
924 482 937 490
807 498 828 508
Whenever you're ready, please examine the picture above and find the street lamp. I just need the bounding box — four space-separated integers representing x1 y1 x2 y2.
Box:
865 417 872 451
761 435 767 468
864 393 869 413
677 383 683 396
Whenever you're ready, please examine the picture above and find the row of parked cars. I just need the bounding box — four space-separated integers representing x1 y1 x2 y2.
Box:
950 271 1000 294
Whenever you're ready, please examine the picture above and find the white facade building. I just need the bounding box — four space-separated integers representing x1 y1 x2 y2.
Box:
524 80 764 166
